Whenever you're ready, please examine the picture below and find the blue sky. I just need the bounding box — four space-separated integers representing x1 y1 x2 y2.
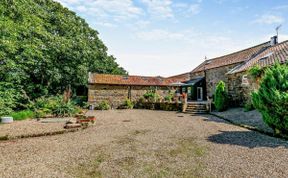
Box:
55 0 288 77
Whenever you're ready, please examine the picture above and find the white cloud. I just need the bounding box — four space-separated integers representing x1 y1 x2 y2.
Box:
134 28 249 55
55 0 143 26
135 29 184 41
173 2 201 18
253 14 285 25
141 0 174 19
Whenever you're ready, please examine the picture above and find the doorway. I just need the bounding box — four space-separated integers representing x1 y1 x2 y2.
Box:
197 87 203 101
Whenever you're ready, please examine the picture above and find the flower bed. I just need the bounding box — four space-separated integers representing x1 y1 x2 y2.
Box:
134 102 181 111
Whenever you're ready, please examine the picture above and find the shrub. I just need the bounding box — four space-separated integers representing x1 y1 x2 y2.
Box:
34 109 48 118
214 81 228 112
164 91 174 102
0 82 19 116
249 65 264 79
252 63 288 135
120 98 134 109
31 95 79 117
51 98 79 117
143 89 160 103
244 99 254 112
72 96 88 108
138 96 145 103
97 101 110 110
11 110 35 120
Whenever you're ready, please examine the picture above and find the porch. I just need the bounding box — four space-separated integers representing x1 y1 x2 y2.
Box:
172 76 207 102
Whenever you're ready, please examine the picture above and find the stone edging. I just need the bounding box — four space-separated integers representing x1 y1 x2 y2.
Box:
0 127 86 141
209 113 288 141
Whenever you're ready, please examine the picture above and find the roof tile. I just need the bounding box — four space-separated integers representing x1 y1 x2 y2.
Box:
228 40 288 74
192 42 270 73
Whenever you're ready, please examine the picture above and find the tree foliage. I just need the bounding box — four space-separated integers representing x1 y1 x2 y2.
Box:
248 65 264 80
252 63 288 135
0 0 127 100
214 81 228 112
0 82 19 116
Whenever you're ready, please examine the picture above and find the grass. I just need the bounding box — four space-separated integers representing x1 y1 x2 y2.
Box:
169 137 207 157
73 132 209 178
11 110 35 121
74 153 106 178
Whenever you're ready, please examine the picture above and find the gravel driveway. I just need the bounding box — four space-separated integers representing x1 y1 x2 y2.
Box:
0 110 287 178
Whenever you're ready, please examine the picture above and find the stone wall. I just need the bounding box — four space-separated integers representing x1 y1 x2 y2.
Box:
189 64 260 106
88 85 128 109
88 84 171 108
205 63 240 97
227 71 259 106
190 71 204 79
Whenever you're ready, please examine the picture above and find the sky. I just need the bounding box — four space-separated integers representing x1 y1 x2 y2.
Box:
54 0 288 77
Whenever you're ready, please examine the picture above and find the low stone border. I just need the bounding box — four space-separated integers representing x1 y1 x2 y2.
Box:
0 127 86 141
209 113 288 141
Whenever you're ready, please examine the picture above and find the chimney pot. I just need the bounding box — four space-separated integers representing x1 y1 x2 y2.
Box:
270 36 278 46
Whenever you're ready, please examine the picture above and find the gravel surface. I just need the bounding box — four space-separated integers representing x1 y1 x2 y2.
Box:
212 107 274 134
0 118 74 139
0 110 287 178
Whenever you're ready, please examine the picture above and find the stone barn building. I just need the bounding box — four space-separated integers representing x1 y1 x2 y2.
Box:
88 36 288 107
88 73 189 108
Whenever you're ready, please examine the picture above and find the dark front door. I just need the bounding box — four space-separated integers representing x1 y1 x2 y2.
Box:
197 87 203 101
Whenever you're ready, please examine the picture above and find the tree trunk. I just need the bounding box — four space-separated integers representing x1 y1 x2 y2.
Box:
63 84 72 103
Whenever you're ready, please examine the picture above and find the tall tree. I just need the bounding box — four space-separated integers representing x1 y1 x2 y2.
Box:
0 0 127 99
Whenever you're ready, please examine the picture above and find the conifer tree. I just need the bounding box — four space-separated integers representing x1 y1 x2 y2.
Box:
252 63 288 135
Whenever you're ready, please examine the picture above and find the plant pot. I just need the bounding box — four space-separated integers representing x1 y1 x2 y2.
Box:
1 116 13 124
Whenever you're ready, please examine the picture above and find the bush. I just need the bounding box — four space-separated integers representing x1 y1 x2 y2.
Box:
119 98 134 109
72 96 88 108
34 109 48 118
31 95 79 117
97 101 110 110
11 110 35 121
51 98 79 117
244 99 254 112
143 89 161 103
249 65 264 79
164 91 174 102
214 81 228 112
252 63 288 135
0 82 19 116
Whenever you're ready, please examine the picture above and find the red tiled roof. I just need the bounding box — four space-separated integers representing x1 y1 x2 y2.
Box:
227 40 288 74
88 73 188 86
191 42 270 73
165 72 190 81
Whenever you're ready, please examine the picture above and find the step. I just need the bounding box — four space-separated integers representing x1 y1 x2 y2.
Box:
186 105 207 108
184 111 208 114
186 110 208 112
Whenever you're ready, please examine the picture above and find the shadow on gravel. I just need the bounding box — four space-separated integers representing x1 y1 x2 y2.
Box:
207 130 288 149
202 117 228 123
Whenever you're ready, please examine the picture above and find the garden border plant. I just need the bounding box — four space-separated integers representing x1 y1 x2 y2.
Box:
252 62 288 136
214 81 228 112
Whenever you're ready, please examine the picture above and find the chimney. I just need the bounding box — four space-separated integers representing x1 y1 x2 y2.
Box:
270 36 278 46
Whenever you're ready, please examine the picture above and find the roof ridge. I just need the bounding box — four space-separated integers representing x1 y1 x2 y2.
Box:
166 72 190 79
271 40 288 47
93 73 164 78
226 40 288 75
208 41 270 61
